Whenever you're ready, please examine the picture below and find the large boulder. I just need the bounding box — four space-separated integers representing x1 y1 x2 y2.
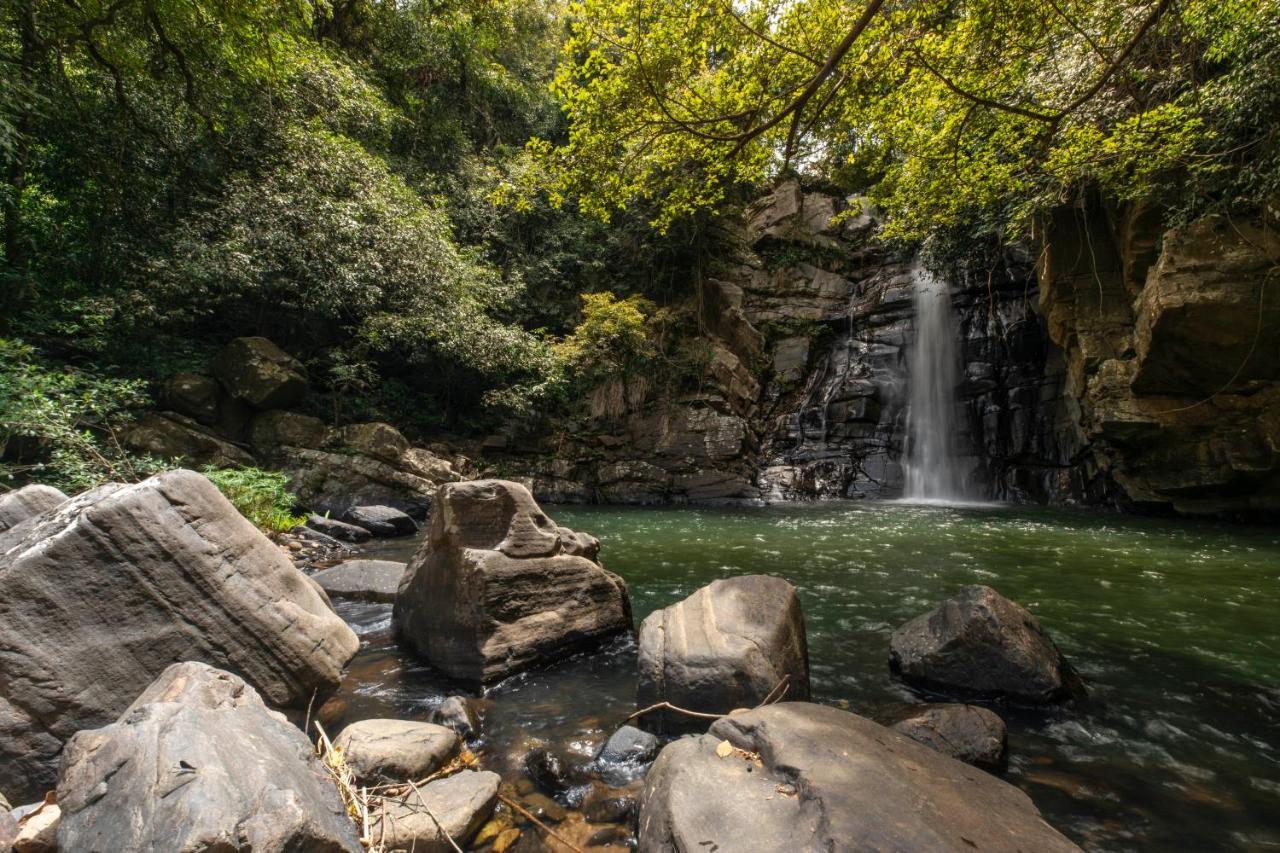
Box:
306 514 373 543
212 336 308 410
123 411 256 468
342 504 417 537
330 422 410 464
372 770 499 852
162 372 223 425
889 585 1081 704
637 702 1080 853
0 469 359 800
312 560 406 603
0 484 66 533
637 575 809 733
334 719 459 786
57 662 362 852
282 447 439 518
884 703 1007 770
393 479 632 684
249 409 330 453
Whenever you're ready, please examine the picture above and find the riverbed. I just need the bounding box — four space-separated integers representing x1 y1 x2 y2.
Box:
328 502 1280 851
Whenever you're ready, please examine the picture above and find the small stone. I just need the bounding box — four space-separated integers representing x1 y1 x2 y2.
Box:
521 793 566 823
588 825 629 846
431 696 484 740
372 770 499 852
334 719 459 786
493 826 522 852
525 748 569 796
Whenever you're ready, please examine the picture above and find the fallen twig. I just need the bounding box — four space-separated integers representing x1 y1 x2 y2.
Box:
497 793 585 853
407 777 464 853
624 675 792 725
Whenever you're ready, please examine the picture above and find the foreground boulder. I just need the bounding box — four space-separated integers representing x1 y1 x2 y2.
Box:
885 704 1007 770
334 719 459 786
313 560 406 603
57 662 362 852
394 480 632 684
372 770 499 852
212 336 308 409
889 585 1081 704
637 575 809 733
637 702 1080 853
0 469 359 800
0 484 66 533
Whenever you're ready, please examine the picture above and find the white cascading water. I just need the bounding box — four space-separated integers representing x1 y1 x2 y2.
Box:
902 263 970 502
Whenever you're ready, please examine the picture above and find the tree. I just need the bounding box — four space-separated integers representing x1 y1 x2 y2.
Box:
526 0 1277 238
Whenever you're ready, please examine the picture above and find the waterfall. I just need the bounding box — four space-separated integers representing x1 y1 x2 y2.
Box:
902 263 970 502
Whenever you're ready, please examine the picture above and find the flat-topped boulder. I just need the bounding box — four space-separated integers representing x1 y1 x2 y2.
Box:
334 719 459 785
57 662 361 852
0 484 66 533
637 575 809 733
637 702 1080 853
885 703 1007 770
889 585 1082 704
372 770 499 852
312 560 406 603
0 469 359 801
342 503 417 536
393 479 632 684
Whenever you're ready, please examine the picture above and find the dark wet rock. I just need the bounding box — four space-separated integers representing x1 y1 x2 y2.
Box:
637 702 1081 853
249 409 329 452
582 783 640 825
372 769 500 852
885 703 1008 770
431 696 484 740
283 447 436 518
599 725 659 766
123 411 256 468
637 575 809 733
333 719 459 786
0 484 66 533
889 585 1081 705
0 469 359 801
521 792 567 823
393 479 632 684
212 336 308 410
306 513 373 543
342 503 417 537
588 825 630 846
312 560 406 603
525 747 569 796
162 371 223 425
56 662 362 853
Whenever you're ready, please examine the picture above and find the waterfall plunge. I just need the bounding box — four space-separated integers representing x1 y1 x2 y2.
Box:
902 264 971 502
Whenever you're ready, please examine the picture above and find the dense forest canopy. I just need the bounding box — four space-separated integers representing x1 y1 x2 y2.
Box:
1 0 1275 487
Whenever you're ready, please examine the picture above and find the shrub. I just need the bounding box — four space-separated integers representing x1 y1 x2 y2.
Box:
201 466 306 536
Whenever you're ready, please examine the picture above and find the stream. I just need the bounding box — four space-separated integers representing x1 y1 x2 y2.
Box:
326 501 1280 852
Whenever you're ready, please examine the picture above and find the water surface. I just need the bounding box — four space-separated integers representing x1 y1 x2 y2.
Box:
333 502 1280 851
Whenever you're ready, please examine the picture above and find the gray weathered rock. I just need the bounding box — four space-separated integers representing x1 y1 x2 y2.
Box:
637 575 809 733
123 411 256 468
57 662 361 853
307 514 373 543
342 504 417 537
0 791 16 852
249 409 330 453
212 336 308 409
394 479 632 684
885 704 1007 770
163 372 223 425
597 725 660 785
0 469 359 801
334 719 459 786
283 447 437 518
889 585 1081 704
0 484 66 533
637 702 1080 853
372 770 500 852
313 560 406 603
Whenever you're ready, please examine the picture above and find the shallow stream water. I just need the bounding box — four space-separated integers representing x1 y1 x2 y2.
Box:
329 502 1280 851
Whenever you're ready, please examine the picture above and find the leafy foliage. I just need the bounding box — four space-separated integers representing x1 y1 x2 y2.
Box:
200 466 305 535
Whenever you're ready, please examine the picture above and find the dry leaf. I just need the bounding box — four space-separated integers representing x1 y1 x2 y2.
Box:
715 739 734 758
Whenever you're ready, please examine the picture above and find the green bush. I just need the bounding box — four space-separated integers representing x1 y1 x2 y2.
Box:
201 466 306 536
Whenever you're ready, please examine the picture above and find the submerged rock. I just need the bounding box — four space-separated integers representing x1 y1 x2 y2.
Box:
889 585 1081 704
637 575 809 733
0 484 66 533
430 696 485 741
212 336 308 410
57 662 361 853
342 503 417 537
0 469 359 801
636 702 1080 853
312 560 406 603
885 703 1008 770
372 769 499 852
393 479 632 684
334 719 459 786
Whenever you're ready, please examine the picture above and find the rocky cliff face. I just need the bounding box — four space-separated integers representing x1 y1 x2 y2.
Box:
497 183 1280 517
